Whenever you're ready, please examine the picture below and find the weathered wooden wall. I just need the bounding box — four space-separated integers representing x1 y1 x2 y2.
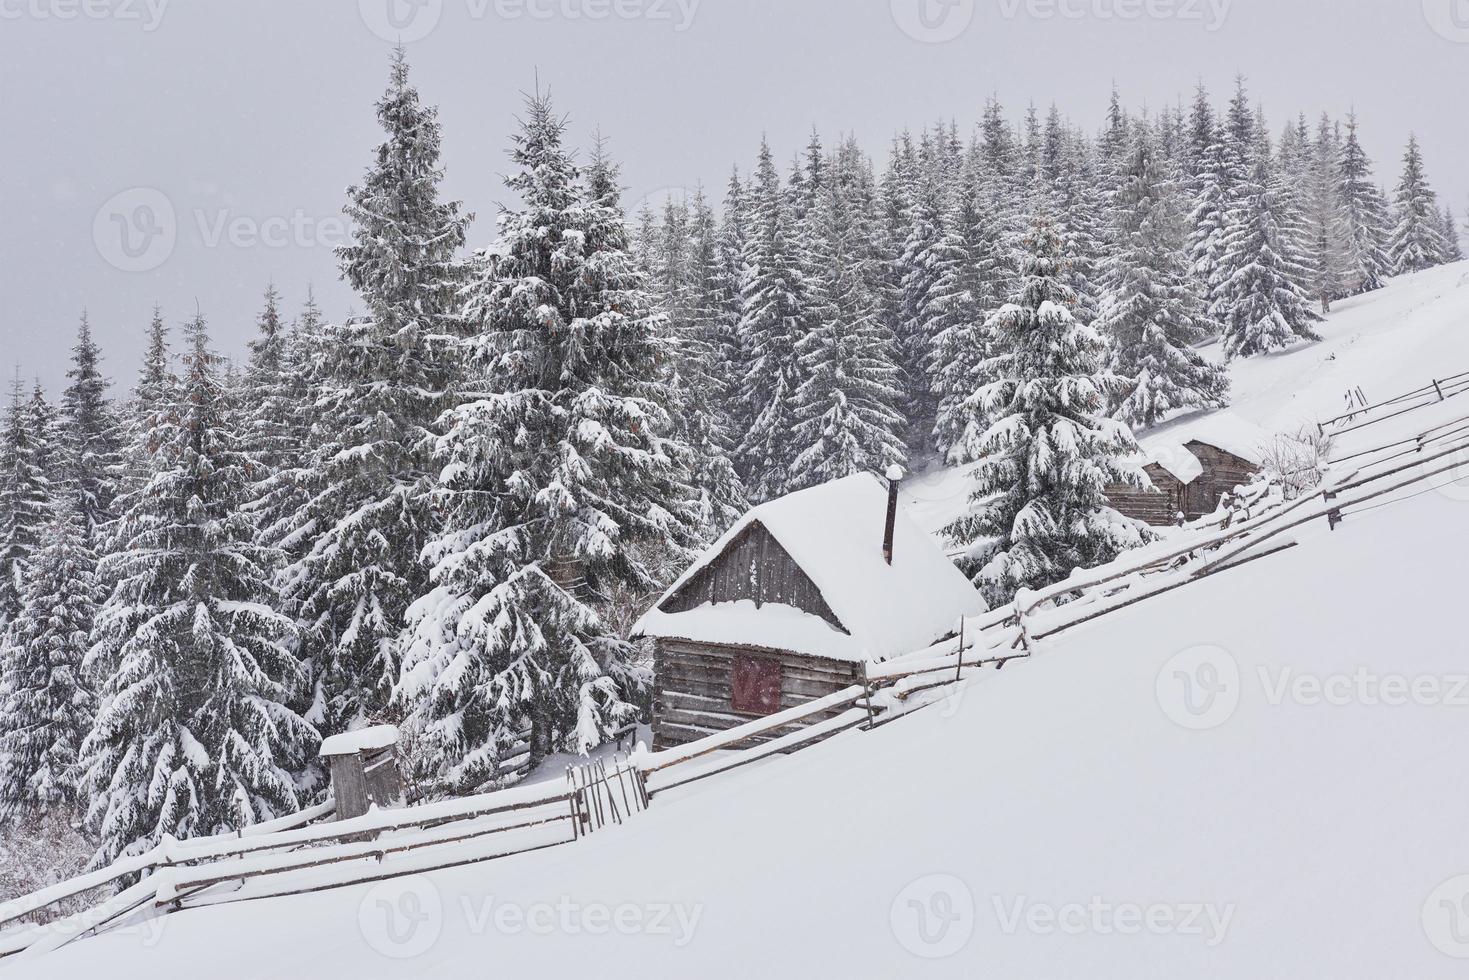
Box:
1105 463 1182 526
652 639 862 750
1183 442 1260 519
660 521 845 632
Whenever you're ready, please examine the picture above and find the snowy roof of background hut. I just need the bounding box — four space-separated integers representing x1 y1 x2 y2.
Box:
1136 412 1274 484
633 473 986 663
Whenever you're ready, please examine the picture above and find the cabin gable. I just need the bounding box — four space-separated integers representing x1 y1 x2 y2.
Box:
659 520 847 634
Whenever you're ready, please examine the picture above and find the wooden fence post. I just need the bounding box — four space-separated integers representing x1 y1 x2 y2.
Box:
860 662 878 730
1323 489 1342 530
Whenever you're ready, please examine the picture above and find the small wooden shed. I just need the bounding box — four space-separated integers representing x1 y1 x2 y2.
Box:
632 471 986 751
319 724 405 820
1107 415 1267 526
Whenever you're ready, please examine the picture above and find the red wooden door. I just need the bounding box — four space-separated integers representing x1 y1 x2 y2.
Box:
731 655 782 715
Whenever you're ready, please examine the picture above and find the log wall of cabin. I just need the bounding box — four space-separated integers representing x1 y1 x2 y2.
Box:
659 522 845 632
652 639 863 751
1105 464 1182 527
1183 442 1261 518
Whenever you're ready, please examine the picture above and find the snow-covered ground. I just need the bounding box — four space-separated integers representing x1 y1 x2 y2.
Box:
11 263 1469 978
904 260 1469 535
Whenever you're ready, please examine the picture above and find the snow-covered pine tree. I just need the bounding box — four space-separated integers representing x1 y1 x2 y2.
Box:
930 166 1008 463
895 169 946 444
398 93 698 795
283 48 470 735
0 375 53 627
1302 114 1349 313
718 167 753 442
0 490 99 815
790 140 907 486
1213 156 1323 358
1387 134 1446 275
246 287 323 557
677 186 750 532
735 138 809 501
1097 131 1230 429
1187 121 1244 308
82 312 314 867
1049 133 1106 326
1334 113 1392 296
58 313 122 542
1442 206 1465 263
943 216 1150 607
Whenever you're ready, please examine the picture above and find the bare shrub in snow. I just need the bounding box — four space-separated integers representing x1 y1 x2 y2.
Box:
1258 426 1330 499
0 808 92 917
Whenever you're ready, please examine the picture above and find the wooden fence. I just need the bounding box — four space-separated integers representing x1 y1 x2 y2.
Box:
6 407 1468 962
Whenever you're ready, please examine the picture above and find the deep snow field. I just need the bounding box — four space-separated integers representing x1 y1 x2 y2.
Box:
12 261 1469 978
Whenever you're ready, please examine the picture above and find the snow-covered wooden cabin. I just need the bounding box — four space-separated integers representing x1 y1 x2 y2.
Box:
633 470 986 750
1107 414 1268 525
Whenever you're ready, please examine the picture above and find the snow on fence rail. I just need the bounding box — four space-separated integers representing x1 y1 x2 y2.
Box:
1316 368 1469 436
8 415 1469 962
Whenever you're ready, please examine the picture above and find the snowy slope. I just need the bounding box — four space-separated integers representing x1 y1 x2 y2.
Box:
17 439 1469 977
903 260 1469 535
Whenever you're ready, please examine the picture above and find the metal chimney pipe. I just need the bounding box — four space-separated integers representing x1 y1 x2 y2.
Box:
882 464 904 565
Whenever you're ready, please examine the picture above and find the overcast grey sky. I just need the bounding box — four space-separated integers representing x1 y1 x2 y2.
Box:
2 0 1465 396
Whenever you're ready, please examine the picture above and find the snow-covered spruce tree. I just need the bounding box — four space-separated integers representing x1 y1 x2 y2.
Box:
895 171 946 445
717 167 753 442
930 169 1009 463
284 47 470 735
1097 132 1230 429
790 142 907 487
1187 122 1244 308
675 186 750 532
943 216 1150 607
58 312 122 542
82 312 314 867
1442 206 1465 263
246 287 324 558
0 375 53 627
0 491 99 815
1212 157 1323 358
397 93 699 795
1388 135 1446 274
1302 114 1349 313
1334 113 1392 296
735 138 809 502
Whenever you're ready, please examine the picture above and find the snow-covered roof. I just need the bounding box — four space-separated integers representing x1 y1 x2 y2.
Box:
1137 412 1273 485
319 724 399 758
633 473 986 663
